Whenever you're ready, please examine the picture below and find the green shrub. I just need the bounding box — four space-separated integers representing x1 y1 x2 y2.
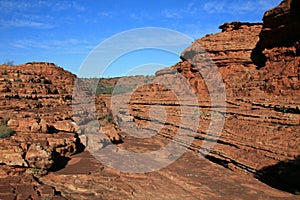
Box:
0 124 14 138
2 117 10 125
113 85 137 95
2 70 7 75
4 77 11 83
31 167 42 174
96 86 114 94
99 113 114 123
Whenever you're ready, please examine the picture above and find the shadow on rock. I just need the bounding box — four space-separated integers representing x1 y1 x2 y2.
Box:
48 138 86 172
49 151 71 172
255 156 300 195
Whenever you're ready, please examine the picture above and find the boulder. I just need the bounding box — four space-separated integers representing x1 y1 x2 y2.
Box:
25 143 53 170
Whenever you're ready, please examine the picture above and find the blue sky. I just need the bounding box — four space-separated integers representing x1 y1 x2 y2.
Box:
0 0 280 77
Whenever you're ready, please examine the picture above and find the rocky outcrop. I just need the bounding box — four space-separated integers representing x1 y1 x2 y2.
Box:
0 170 66 199
0 62 122 171
0 131 83 170
0 62 125 199
50 1 298 198
0 1 299 199
219 21 262 32
118 0 299 196
251 0 300 67
259 0 300 49
181 22 263 67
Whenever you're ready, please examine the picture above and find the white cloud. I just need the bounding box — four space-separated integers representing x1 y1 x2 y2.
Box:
10 40 50 49
128 12 153 21
0 19 54 29
203 0 280 14
10 39 92 50
98 11 115 18
0 0 88 29
161 2 199 19
10 43 26 49
0 0 86 12
162 10 182 19
203 1 226 14
0 0 30 12
53 1 86 12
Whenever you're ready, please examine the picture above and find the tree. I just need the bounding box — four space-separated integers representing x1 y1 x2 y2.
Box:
4 60 14 66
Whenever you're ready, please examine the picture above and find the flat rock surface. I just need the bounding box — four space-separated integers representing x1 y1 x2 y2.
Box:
40 150 296 200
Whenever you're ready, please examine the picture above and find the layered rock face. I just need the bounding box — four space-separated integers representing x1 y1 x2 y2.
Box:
155 0 299 173
0 62 81 169
259 0 300 49
0 0 299 199
252 0 300 68
58 12 298 197
130 17 299 173
0 62 122 199
113 0 299 197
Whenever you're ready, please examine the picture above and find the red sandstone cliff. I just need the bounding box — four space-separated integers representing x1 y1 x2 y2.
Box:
0 0 299 199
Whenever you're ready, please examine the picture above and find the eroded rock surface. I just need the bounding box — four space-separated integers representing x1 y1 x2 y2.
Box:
0 0 299 199
111 0 299 197
0 62 123 199
251 0 300 68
